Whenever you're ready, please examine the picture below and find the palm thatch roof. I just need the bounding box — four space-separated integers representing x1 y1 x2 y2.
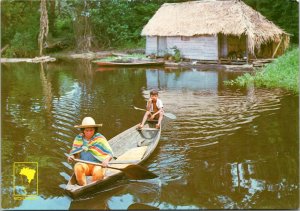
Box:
141 0 290 54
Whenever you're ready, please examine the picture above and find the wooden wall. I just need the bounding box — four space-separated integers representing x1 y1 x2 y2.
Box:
158 37 167 56
166 36 218 60
145 34 285 60
146 35 218 60
145 36 158 55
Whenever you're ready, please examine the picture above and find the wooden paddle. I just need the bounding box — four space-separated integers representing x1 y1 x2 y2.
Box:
137 128 159 131
133 106 176 120
128 203 159 210
72 158 158 180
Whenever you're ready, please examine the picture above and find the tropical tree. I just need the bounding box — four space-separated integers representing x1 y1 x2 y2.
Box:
1 0 298 57
244 0 299 44
38 0 49 56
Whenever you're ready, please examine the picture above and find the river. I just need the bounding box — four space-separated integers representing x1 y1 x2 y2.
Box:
1 59 299 209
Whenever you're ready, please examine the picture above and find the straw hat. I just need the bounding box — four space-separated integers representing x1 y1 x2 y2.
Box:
74 117 103 128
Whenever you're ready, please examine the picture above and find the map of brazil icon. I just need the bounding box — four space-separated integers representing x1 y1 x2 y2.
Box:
13 162 38 200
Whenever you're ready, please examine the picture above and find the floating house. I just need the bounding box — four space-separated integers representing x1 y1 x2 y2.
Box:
141 0 290 61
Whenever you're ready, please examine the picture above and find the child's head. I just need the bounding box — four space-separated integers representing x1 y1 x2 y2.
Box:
150 90 159 96
150 90 159 100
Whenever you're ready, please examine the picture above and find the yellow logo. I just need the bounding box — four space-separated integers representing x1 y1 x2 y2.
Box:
13 162 38 200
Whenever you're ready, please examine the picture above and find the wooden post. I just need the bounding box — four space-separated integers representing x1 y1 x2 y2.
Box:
245 35 249 64
272 37 283 59
217 34 220 64
156 36 159 57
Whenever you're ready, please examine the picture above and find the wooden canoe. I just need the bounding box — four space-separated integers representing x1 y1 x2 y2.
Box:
65 121 161 198
95 60 165 67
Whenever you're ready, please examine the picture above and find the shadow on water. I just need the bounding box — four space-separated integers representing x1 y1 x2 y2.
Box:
69 179 161 210
1 60 298 209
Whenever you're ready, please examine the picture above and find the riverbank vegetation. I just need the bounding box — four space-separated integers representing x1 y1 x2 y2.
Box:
1 0 299 57
93 53 148 62
225 48 299 93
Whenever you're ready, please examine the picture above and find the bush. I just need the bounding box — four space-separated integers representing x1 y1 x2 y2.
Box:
4 32 38 57
225 48 299 93
171 46 181 62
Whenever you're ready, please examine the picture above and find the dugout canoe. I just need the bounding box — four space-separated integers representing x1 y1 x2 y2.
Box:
65 121 161 198
95 60 165 67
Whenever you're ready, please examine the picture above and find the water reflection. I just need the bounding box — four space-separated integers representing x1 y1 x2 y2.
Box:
1 61 298 209
146 69 219 91
69 180 161 210
5 196 71 210
40 63 53 116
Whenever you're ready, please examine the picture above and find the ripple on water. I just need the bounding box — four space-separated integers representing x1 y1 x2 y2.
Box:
158 89 284 146
143 88 289 193
60 171 71 181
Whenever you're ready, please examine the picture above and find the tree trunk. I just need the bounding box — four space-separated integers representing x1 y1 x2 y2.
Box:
73 0 94 52
38 0 49 56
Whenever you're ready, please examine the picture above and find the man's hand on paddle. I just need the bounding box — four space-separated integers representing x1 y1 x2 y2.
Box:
102 156 112 167
68 155 75 163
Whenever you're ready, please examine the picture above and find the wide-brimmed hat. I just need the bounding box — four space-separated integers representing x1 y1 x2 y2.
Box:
74 117 103 128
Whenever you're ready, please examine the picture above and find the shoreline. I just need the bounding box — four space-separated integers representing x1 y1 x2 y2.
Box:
1 51 255 71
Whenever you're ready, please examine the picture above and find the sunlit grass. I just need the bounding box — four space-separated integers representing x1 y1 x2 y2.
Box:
225 48 299 93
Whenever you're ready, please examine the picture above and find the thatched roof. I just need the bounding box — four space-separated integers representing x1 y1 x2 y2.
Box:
141 0 290 54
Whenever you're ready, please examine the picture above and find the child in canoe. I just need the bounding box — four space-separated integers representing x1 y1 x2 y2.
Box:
137 90 164 129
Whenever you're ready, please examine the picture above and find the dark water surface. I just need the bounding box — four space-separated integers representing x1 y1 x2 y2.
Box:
1 60 299 209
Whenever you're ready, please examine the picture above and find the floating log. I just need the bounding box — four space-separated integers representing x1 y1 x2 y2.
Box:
219 58 248 65
252 58 275 67
197 60 218 64
0 56 56 63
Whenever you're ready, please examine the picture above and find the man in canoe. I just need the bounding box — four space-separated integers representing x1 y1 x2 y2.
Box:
137 90 164 129
68 117 114 186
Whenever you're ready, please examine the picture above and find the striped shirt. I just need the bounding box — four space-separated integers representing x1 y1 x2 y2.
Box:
70 133 114 162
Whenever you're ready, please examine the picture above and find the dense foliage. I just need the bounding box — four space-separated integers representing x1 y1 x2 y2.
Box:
244 0 299 44
225 48 299 93
1 0 299 57
1 1 40 57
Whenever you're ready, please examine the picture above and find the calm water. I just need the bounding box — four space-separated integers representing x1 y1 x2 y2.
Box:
1 60 299 210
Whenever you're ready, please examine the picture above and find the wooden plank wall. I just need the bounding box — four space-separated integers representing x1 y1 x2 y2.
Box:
166 36 218 60
158 37 167 56
146 35 219 60
145 36 158 55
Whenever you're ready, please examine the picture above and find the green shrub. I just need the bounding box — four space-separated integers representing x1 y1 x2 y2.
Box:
225 48 299 93
171 46 181 63
4 32 38 57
